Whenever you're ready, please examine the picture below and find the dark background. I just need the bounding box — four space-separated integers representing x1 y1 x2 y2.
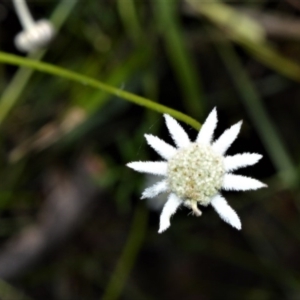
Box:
0 0 300 299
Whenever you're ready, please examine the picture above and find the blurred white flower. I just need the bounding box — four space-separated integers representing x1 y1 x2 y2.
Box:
127 108 266 233
13 0 55 52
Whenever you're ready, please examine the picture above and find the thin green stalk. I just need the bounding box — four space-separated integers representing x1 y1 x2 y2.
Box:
155 0 205 118
0 0 78 125
102 205 148 300
0 51 200 129
84 48 152 113
215 37 296 186
117 0 143 43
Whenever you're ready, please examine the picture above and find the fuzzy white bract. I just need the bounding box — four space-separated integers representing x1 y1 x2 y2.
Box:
127 108 266 233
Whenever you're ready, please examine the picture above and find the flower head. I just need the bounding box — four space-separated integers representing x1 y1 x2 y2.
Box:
127 108 266 233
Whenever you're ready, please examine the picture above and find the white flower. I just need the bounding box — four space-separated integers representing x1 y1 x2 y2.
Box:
127 108 266 233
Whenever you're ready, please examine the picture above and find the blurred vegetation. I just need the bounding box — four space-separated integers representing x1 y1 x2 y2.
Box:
0 0 300 299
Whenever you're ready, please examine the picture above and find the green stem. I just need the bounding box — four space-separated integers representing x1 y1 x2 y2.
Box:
155 0 205 118
117 0 143 43
0 51 200 130
102 205 148 300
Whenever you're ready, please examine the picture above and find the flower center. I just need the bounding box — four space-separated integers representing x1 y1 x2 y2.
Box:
167 143 224 206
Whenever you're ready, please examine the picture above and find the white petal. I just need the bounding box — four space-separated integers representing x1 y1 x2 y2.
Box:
141 180 168 199
224 153 262 172
127 161 167 176
210 194 241 230
212 121 242 155
164 114 190 148
196 108 218 145
145 134 177 160
222 174 267 191
158 193 182 233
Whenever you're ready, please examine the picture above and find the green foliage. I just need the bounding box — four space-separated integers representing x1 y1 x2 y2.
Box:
0 0 300 299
